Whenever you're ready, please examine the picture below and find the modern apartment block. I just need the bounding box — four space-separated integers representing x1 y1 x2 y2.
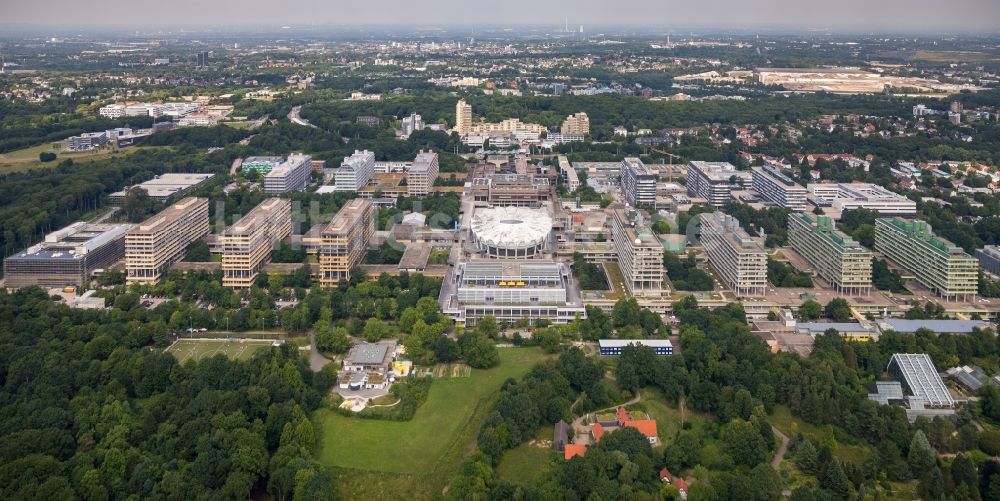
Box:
221 198 293 288
874 218 979 300
125 197 210 284
318 199 375 287
407 150 439 197
977 246 1000 276
455 99 473 135
401 113 425 138
4 222 133 288
620 157 657 207
264 154 312 194
751 165 808 210
335 150 376 192
807 183 916 215
788 213 872 294
686 161 751 206
610 208 667 297
561 112 590 136
699 211 767 297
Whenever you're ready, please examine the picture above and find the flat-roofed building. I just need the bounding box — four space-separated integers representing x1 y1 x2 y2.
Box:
125 197 210 284
561 112 590 136
441 260 585 326
610 208 667 297
751 165 808 210
598 339 673 356
874 217 978 300
788 212 872 294
686 161 750 205
318 199 374 286
335 150 376 192
264 154 312 194
976 246 1000 276
407 150 439 196
4 222 133 288
807 183 916 215
68 132 108 151
471 174 550 207
109 173 215 204
620 157 657 207
699 211 767 297
557 156 580 192
242 156 284 175
221 198 292 288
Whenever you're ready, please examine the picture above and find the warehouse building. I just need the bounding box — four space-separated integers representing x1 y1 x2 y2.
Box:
4 222 133 288
874 218 979 300
788 212 872 294
125 197 210 284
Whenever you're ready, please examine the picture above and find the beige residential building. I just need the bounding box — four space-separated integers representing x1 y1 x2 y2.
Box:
874 218 979 300
561 112 590 136
125 197 210 284
221 198 293 288
610 208 667 297
455 99 473 135
407 150 439 197
319 199 375 287
699 211 767 297
788 212 872 294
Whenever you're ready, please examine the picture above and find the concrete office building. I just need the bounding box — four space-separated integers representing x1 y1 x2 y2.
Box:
441 260 585 327
242 156 284 175
807 183 916 215
455 99 473 135
318 199 374 286
686 161 751 205
561 112 590 136
700 211 767 297
401 113 425 138
221 198 292 288
4 222 133 288
125 197 210 284
875 218 979 300
557 156 580 192
470 174 550 207
335 150 376 192
109 173 215 205
99 104 125 119
977 246 1000 276
788 213 873 294
751 165 808 211
620 157 657 207
264 154 313 194
407 150 439 196
610 208 667 297
68 132 108 151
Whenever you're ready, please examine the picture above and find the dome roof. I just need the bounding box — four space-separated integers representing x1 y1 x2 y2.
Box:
470 207 553 250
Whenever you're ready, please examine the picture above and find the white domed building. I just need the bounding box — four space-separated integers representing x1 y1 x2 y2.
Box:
469 206 552 258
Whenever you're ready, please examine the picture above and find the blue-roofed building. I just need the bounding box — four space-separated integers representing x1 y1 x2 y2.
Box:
878 319 991 335
599 339 673 356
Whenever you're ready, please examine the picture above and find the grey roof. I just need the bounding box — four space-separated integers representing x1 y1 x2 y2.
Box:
868 380 904 405
888 353 954 408
947 365 988 391
796 322 871 335
350 343 389 365
881 319 990 335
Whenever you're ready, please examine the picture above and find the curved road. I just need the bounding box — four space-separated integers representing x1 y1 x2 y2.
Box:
308 331 332 372
771 426 790 469
288 105 317 129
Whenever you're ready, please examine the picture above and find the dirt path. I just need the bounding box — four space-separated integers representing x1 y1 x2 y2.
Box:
771 426 790 470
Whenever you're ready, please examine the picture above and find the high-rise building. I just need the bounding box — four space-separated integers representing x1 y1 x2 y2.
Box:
319 199 374 287
788 212 872 294
221 198 292 288
4 222 133 288
407 150 439 197
561 112 590 136
401 113 425 138
455 99 473 135
197 51 209 67
264 154 313 194
874 218 979 300
334 150 375 192
620 157 657 207
125 197 210 284
610 208 667 297
699 211 767 297
686 161 750 206
751 165 808 211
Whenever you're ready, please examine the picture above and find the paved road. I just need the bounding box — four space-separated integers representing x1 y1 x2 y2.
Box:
92 207 120 223
771 425 791 469
308 331 332 372
288 105 317 129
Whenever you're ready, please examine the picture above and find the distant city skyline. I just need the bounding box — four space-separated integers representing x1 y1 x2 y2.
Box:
2 0 999 32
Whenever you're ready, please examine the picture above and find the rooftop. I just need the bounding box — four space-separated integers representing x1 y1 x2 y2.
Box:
323 199 371 236
880 319 990 334
130 197 207 234
470 206 552 249
224 198 288 236
111 173 214 200
889 353 954 408
877 218 972 257
349 343 390 365
688 161 747 182
11 222 133 260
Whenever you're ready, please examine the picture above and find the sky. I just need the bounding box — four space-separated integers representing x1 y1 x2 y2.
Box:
2 0 999 32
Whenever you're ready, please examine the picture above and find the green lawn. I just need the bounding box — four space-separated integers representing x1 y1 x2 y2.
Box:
316 348 549 497
0 143 157 173
165 338 274 362
637 389 713 446
497 443 557 486
768 405 870 464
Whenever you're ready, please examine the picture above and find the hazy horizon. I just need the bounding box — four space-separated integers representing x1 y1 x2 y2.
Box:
2 0 999 33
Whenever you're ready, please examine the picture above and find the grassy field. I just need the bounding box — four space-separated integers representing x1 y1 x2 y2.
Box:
768 405 870 464
165 338 275 362
637 389 713 446
316 347 550 498
496 443 557 487
0 143 154 174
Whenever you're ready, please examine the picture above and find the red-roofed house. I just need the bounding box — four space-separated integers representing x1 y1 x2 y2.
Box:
675 478 689 500
564 443 586 461
616 406 631 425
615 406 660 445
591 423 604 442
659 467 672 482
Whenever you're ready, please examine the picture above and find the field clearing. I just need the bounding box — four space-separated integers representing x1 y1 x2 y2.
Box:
316 348 549 498
165 338 276 362
432 363 472 378
496 442 556 486
768 405 870 465
0 144 156 174
639 389 713 446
